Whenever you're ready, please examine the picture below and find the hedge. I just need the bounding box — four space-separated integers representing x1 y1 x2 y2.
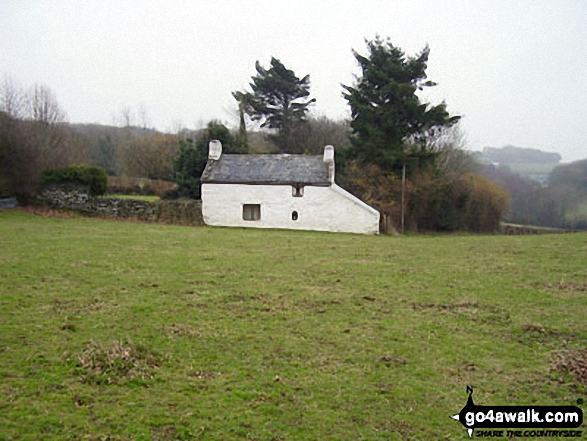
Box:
42 165 108 196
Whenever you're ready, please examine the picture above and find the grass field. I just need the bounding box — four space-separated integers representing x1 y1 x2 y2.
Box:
567 201 587 220
107 194 161 202
1 209 585 440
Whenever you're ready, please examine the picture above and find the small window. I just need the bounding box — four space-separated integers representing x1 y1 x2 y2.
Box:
292 185 304 197
243 204 261 221
292 211 298 221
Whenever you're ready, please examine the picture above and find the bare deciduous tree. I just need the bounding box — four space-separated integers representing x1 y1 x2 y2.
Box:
28 84 65 124
430 125 480 178
119 106 133 128
0 78 88 200
288 116 352 154
116 134 179 180
1 76 25 119
137 103 150 131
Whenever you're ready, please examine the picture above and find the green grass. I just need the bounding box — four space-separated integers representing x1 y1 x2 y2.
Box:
0 209 585 440
565 201 587 228
107 194 160 202
569 201 587 217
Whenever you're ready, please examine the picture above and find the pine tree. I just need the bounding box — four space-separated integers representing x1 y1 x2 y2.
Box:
342 37 460 172
234 57 315 153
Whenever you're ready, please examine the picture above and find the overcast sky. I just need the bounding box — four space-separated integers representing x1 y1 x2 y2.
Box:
2 0 586 161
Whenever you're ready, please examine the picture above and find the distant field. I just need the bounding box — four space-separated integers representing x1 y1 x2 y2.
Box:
505 162 558 182
1 210 585 439
108 194 160 202
107 176 175 198
565 201 587 228
572 202 587 217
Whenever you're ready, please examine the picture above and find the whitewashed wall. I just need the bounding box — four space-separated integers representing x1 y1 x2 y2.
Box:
201 183 380 234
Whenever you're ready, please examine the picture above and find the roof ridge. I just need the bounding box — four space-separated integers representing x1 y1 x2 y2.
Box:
201 152 330 185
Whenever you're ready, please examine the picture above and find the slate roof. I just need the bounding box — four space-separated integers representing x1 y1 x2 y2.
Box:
201 154 331 186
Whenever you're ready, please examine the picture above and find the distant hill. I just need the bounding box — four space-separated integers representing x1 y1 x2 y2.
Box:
482 145 562 164
67 122 163 141
480 145 562 184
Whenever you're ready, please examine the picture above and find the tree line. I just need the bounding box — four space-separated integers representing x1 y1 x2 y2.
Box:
0 80 88 201
4 36 580 232
178 36 509 232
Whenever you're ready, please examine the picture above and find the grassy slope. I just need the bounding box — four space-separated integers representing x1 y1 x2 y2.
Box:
0 210 585 440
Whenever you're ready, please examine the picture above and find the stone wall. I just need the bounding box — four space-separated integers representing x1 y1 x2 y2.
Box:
0 198 18 209
500 222 573 235
38 186 204 226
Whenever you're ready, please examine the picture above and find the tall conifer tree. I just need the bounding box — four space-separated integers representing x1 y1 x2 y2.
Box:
343 37 460 172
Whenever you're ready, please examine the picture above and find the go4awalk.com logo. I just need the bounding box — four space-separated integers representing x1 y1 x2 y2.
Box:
451 386 584 438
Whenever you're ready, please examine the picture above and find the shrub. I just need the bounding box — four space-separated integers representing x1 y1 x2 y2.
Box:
457 173 511 232
172 138 207 200
42 165 107 195
361 169 509 233
408 172 509 233
161 188 180 200
172 121 247 200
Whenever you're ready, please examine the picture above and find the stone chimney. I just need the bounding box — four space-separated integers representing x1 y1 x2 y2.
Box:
323 145 335 183
209 139 222 160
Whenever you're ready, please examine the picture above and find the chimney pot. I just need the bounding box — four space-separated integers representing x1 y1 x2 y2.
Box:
323 145 335 183
209 139 222 160
323 145 334 163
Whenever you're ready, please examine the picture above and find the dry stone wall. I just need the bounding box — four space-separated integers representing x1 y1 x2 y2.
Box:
500 223 572 235
38 186 203 226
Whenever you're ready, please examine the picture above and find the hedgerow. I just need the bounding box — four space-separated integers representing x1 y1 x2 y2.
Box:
42 165 107 196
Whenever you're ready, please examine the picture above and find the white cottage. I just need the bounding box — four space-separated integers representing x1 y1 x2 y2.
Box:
200 140 380 234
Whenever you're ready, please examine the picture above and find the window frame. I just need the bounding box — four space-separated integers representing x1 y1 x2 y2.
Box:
242 204 261 221
292 184 304 197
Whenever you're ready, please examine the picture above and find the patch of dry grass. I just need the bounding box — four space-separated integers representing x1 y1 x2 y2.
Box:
76 339 160 385
552 349 587 387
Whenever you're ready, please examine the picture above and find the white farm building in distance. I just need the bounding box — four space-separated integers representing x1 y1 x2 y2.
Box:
200 141 380 234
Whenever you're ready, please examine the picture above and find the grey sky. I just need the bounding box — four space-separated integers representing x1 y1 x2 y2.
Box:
2 0 586 161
